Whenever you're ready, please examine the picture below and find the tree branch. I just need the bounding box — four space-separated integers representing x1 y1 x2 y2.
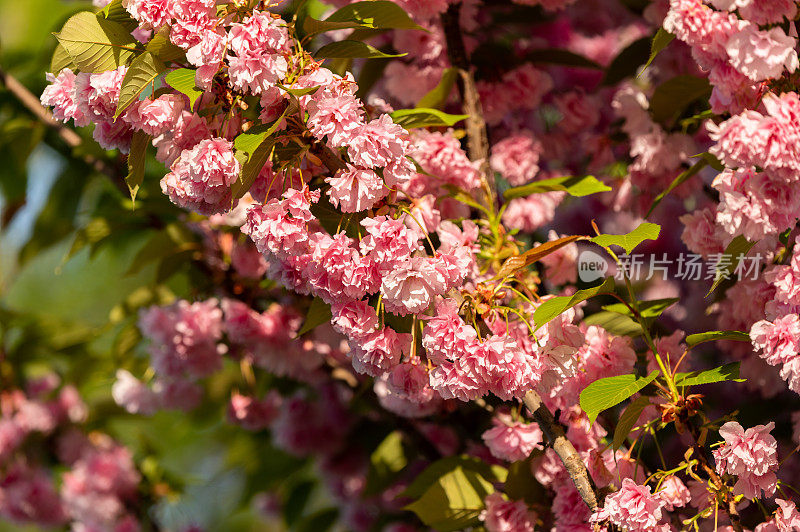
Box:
440 3 496 209
523 389 600 512
0 67 128 195
689 425 744 532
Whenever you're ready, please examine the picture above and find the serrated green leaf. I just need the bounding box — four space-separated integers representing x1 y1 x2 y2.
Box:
304 0 425 35
641 29 675 73
417 67 458 109
55 12 138 74
389 108 469 129
315 40 406 59
612 396 651 450
533 277 615 329
583 311 643 337
603 298 679 320
647 159 708 216
503 175 611 200
50 44 76 74
674 362 745 387
651 75 712 124
115 52 166 118
602 36 650 86
401 456 506 500
145 26 185 62
580 370 659 425
365 431 408 495
100 0 138 31
707 235 757 296
525 48 602 70
405 466 495 532
591 222 661 254
125 130 149 205
164 68 204 111
685 331 750 348
297 297 333 336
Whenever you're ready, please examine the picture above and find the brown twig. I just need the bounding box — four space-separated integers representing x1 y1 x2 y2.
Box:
689 425 744 532
523 389 599 511
440 3 496 209
0 67 128 194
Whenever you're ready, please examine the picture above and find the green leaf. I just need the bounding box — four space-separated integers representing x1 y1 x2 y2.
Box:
417 67 458 109
647 159 708 216
612 396 651 450
55 11 138 74
674 362 745 387
284 480 315 527
389 108 469 129
503 457 546 504
165 68 204 111
145 26 185 62
125 130 149 205
580 370 660 425
533 277 615 329
295 508 339 532
525 48 602 70
401 456 507 500
364 431 408 495
650 75 712 124
115 52 166 118
277 83 320 97
50 44 76 74
315 40 406 59
503 175 611 200
405 466 495 532
100 0 138 31
591 222 661 254
583 311 643 337
641 29 675 73
695 152 724 171
603 297 679 320
304 0 425 35
602 36 650 86
231 112 290 200
297 297 333 336
685 330 750 348
707 235 756 296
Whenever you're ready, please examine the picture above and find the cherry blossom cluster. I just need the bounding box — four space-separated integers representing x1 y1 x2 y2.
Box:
0 375 142 531
33 0 800 529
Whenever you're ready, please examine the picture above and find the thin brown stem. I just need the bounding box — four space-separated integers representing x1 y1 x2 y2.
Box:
523 389 599 511
441 3 496 209
0 67 127 194
689 425 744 532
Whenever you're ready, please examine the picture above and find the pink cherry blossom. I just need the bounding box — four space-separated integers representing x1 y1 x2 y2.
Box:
712 421 779 499
490 131 542 186
40 69 89 126
325 165 387 213
726 24 799 82
481 414 543 462
227 391 281 431
591 478 666 532
161 137 241 216
480 493 536 532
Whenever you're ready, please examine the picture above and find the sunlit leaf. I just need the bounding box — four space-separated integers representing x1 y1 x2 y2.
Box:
580 370 659 425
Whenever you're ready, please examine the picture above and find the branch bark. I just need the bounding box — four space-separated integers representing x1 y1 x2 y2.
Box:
0 67 128 195
440 3 496 209
689 426 744 532
523 389 600 512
